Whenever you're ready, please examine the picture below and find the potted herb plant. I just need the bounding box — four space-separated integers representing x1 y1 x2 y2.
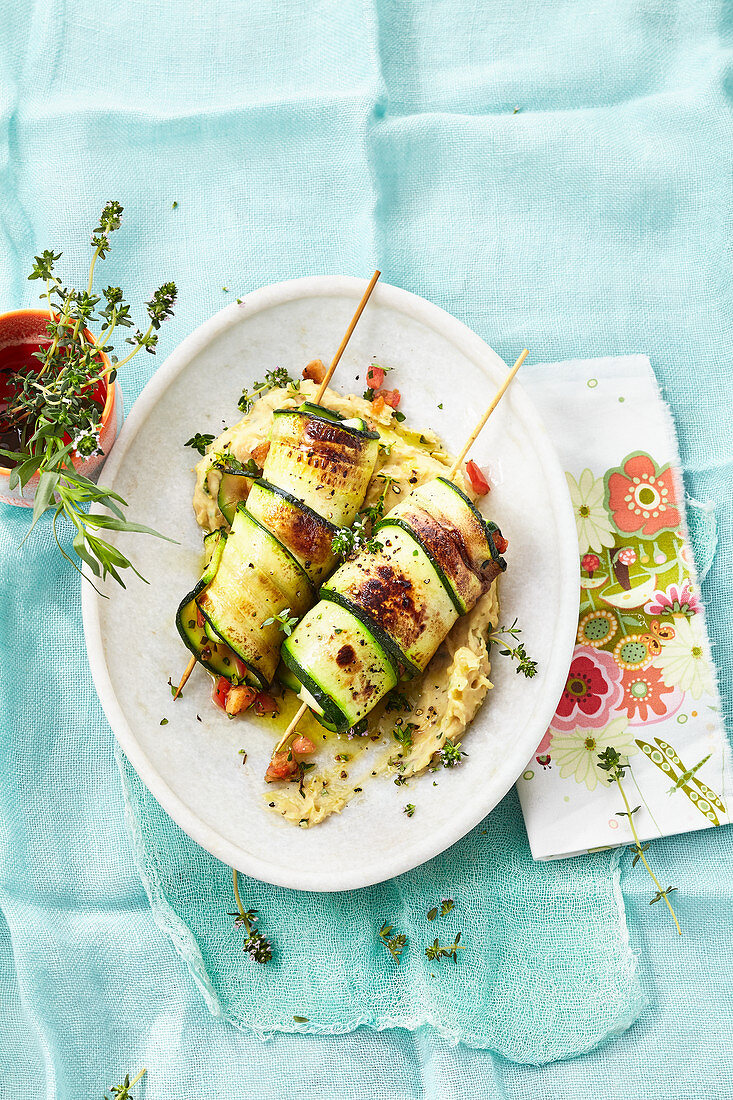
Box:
0 201 176 586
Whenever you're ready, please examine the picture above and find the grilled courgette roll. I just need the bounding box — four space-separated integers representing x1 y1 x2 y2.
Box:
176 401 381 687
281 476 507 731
263 406 379 528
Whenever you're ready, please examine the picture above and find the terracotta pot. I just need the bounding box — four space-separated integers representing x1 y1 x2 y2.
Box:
0 308 120 507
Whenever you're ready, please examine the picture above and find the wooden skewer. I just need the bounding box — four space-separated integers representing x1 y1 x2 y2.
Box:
174 655 196 699
314 270 381 403
447 349 528 482
270 346 530 756
174 272 381 702
273 701 309 755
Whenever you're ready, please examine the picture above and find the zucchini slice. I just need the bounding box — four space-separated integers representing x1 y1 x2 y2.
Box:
176 530 253 683
415 478 507 573
322 523 459 674
217 472 252 524
246 479 338 584
379 478 505 614
281 599 397 733
196 506 314 689
263 408 379 527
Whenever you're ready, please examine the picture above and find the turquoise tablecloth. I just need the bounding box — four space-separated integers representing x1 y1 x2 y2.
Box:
1 0 731 1096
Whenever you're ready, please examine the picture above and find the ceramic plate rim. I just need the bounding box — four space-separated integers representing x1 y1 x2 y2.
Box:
82 275 578 892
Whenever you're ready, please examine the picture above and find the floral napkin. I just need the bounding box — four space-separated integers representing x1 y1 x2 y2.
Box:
517 356 731 860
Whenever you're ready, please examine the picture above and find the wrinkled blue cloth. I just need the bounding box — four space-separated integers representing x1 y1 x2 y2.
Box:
1 0 731 1097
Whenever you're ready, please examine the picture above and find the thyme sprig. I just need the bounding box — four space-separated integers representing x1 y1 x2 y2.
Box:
331 515 380 558
597 748 681 935
378 921 406 963
229 869 273 963
104 1068 147 1100
432 739 466 769
488 619 538 678
1 203 177 587
237 367 297 414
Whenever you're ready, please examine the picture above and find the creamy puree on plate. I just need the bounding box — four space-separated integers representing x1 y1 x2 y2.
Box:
192 381 500 826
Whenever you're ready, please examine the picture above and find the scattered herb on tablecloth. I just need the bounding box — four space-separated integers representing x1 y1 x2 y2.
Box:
229 869 273 963
0 203 177 588
378 921 407 963
488 619 538 678
597 747 681 935
104 1068 147 1100
167 676 182 699
427 898 454 921
425 933 465 963
293 1016 309 1023
403 803 416 817
159 718 168 726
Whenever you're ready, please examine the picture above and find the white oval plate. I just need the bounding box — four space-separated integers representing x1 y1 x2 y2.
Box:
82 277 578 892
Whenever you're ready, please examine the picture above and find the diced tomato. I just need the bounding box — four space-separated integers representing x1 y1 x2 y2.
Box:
466 460 490 496
212 676 231 710
494 532 509 554
195 604 205 629
292 735 315 755
253 692 278 716
225 685 257 716
302 358 326 383
264 752 300 783
366 364 385 389
378 388 401 409
371 394 386 416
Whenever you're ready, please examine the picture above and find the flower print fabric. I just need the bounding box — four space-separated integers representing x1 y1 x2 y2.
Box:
605 452 680 538
516 357 729 860
552 646 623 731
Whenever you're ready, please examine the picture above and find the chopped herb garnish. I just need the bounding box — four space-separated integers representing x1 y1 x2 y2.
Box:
434 739 466 769
262 608 299 636
392 722 418 752
159 718 168 726
184 432 215 455
332 515 380 557
385 691 412 713
393 411 406 422
212 453 262 477
293 1016 309 1023
403 803 415 817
